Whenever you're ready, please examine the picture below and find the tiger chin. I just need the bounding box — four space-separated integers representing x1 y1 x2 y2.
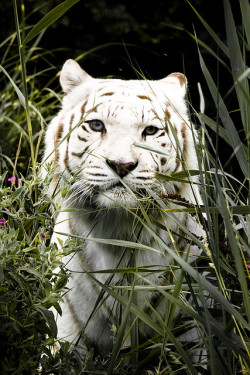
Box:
42 59 206 362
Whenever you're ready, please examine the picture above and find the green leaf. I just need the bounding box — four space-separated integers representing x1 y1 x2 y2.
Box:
24 0 81 44
34 306 57 338
53 274 68 292
0 65 26 108
18 266 41 279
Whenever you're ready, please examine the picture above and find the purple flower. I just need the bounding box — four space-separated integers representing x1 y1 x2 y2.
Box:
18 178 22 184
0 218 5 226
248 265 250 270
41 233 46 238
8 176 16 183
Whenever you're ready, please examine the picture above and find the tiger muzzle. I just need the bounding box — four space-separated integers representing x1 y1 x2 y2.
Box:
106 159 138 178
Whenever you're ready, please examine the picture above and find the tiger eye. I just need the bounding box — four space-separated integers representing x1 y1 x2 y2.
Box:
87 120 105 132
143 126 159 137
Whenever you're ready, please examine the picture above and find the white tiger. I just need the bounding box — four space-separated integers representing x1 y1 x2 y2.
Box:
42 59 205 358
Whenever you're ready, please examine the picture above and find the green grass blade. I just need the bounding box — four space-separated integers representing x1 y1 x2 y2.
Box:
107 278 136 375
239 0 250 48
0 65 26 108
64 224 250 331
55 232 162 253
86 271 163 336
198 50 248 178
216 177 250 323
24 0 81 44
13 0 36 178
198 113 231 146
224 0 250 133
142 216 250 331
140 275 246 354
186 0 230 57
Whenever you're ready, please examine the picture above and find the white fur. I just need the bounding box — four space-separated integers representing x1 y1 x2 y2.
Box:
42 60 204 355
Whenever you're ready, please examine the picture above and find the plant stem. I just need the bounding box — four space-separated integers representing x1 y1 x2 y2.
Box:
13 0 36 174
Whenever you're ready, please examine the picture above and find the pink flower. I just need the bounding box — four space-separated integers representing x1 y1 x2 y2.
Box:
8 176 16 183
41 233 46 238
18 178 22 184
0 218 5 226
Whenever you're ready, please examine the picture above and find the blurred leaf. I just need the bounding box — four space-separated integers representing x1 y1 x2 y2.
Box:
24 0 81 44
19 266 41 278
0 265 4 283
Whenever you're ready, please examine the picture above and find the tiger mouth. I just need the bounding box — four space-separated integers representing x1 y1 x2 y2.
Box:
113 182 124 189
108 182 148 198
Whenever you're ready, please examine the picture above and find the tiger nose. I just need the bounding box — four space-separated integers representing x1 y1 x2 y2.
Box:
106 159 138 177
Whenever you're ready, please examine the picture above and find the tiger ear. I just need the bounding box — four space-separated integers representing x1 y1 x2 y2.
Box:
161 72 187 96
60 59 91 93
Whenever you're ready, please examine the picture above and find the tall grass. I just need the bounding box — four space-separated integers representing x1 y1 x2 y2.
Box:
0 0 249 374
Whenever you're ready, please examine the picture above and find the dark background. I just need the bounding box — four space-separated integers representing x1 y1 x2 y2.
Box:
1 0 240 112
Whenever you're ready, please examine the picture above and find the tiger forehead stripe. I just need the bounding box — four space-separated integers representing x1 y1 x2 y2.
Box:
80 101 87 117
137 95 152 101
100 92 114 97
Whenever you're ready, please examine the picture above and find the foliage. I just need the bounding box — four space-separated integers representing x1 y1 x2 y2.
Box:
0 0 249 374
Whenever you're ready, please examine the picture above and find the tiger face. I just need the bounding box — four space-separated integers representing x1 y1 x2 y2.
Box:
44 59 195 208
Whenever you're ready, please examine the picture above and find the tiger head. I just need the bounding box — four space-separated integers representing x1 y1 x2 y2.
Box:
43 59 199 208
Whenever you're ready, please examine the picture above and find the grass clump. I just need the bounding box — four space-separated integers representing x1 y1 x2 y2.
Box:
0 173 87 374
